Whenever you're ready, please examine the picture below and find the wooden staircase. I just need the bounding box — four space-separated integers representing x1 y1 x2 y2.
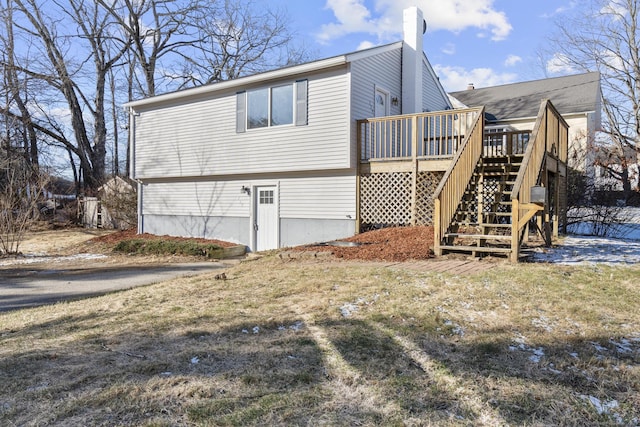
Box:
433 99 569 262
438 154 524 257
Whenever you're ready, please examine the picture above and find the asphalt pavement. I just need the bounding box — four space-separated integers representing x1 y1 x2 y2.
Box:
0 261 230 312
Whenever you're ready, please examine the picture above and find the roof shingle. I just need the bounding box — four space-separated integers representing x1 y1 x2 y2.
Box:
449 72 601 121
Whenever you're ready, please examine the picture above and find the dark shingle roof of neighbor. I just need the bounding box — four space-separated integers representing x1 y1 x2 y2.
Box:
449 72 601 122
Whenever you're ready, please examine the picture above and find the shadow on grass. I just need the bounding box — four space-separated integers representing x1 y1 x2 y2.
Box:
0 312 638 426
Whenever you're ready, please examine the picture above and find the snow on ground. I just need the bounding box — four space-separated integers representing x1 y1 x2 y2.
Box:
531 207 640 265
531 235 640 265
0 253 107 267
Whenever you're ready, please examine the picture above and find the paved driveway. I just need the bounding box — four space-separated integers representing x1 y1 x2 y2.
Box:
0 261 230 312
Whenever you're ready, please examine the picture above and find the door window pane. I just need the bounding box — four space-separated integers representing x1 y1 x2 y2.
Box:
259 190 274 204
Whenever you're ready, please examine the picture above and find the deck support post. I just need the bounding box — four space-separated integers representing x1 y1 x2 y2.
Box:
434 198 442 256
410 116 419 225
511 198 520 262
356 121 362 233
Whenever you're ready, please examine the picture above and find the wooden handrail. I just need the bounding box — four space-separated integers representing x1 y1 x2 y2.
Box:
510 99 569 261
433 107 485 255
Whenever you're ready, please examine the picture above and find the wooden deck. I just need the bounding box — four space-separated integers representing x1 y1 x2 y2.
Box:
357 100 569 262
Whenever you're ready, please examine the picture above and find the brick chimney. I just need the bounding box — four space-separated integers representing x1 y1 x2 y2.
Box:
402 7 425 114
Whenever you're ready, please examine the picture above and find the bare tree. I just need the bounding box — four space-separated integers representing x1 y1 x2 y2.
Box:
99 0 310 96
0 142 48 254
7 0 131 191
185 1 303 86
1 0 308 191
0 1 38 167
549 0 640 201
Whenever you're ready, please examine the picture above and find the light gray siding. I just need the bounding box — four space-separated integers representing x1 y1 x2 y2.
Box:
139 173 356 248
350 47 402 121
279 174 356 220
348 46 403 165
134 67 350 180
422 59 450 112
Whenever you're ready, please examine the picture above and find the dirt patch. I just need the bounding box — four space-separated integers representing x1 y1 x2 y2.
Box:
296 226 435 262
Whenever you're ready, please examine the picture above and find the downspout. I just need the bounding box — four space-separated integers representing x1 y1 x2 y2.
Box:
128 106 143 235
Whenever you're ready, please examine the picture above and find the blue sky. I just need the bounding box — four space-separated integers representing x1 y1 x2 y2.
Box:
265 0 578 92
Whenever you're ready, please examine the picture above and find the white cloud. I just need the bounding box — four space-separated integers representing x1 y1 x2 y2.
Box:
434 64 517 92
601 1 627 17
442 42 456 55
357 40 376 50
504 54 522 67
317 0 377 43
317 0 513 43
541 1 578 18
546 53 575 75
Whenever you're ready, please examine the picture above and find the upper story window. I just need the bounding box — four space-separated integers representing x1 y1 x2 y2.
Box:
237 79 307 133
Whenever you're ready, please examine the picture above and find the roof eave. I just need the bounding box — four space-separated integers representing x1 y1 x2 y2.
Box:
125 55 348 109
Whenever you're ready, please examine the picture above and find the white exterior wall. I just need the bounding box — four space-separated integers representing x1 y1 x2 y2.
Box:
142 174 355 220
422 60 451 112
134 66 350 179
140 173 356 248
130 44 445 249
350 47 402 120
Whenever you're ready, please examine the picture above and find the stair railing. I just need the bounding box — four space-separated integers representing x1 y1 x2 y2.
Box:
510 99 568 261
433 106 485 256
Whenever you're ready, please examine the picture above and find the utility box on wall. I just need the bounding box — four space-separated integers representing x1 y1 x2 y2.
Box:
530 185 546 204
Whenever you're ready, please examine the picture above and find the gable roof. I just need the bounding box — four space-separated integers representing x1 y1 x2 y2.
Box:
449 72 601 122
126 41 402 109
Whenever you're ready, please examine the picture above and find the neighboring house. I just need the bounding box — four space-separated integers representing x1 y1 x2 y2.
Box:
126 7 450 251
449 72 602 177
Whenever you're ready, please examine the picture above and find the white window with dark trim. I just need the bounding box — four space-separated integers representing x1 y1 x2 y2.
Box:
236 79 307 133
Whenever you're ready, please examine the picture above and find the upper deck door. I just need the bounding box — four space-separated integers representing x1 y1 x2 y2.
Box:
374 87 390 117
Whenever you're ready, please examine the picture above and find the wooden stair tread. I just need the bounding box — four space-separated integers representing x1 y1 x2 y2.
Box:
445 233 512 241
439 245 512 254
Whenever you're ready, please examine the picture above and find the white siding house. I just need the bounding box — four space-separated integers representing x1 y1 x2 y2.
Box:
127 7 451 251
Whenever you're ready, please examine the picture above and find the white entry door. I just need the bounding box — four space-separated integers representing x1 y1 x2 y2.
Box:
254 186 278 251
374 86 390 117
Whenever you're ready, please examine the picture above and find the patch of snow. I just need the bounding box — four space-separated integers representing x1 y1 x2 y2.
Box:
289 321 304 331
509 336 545 362
340 303 358 317
252 326 260 334
528 347 545 363
532 316 554 332
190 356 199 364
532 235 640 265
0 253 107 266
580 395 619 415
241 329 249 334
531 209 640 264
590 342 608 352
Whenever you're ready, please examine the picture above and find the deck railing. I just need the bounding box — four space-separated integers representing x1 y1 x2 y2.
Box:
357 108 483 161
483 130 531 157
432 107 486 255
510 99 568 261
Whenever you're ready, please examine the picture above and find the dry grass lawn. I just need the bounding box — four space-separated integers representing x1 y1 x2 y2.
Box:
0 251 639 425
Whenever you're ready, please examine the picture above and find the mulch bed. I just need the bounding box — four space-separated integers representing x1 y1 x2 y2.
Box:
91 226 435 262
297 226 435 262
